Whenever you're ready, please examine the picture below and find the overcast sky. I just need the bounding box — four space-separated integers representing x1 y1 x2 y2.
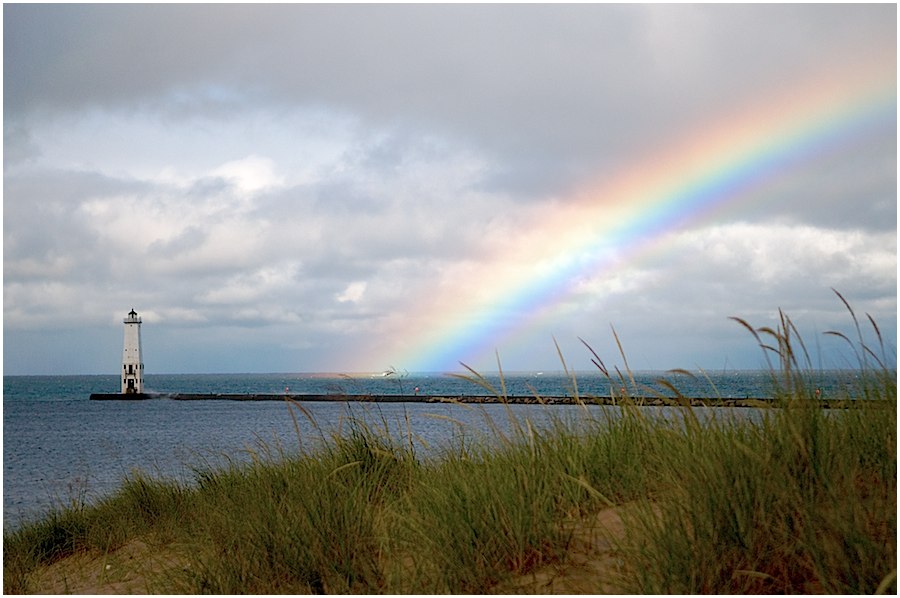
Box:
4 4 897 375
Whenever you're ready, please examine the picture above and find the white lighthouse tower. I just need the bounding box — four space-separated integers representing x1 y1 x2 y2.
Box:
122 309 144 394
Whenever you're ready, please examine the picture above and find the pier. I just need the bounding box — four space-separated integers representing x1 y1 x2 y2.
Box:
88 392 862 408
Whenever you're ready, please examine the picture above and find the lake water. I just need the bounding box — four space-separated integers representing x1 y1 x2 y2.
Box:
3 370 859 530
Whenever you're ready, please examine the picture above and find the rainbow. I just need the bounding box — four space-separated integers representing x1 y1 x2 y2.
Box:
355 62 896 373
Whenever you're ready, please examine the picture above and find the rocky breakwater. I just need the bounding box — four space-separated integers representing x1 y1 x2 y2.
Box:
83 392 865 408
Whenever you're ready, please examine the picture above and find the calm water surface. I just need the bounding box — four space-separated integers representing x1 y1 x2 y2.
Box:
4 371 858 529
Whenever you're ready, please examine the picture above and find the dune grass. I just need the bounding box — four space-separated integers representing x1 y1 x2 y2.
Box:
4 298 896 594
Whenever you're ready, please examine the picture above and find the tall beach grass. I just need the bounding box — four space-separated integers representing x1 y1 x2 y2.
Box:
4 297 895 593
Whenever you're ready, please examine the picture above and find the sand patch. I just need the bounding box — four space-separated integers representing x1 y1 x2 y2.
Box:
494 503 638 594
28 505 643 594
31 539 185 594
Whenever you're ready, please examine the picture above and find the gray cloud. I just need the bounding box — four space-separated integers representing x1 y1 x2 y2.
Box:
7 4 893 193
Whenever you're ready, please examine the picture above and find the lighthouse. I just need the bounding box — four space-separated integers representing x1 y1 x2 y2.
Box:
122 309 144 394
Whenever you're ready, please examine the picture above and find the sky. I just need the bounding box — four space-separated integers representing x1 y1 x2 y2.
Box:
4 3 897 375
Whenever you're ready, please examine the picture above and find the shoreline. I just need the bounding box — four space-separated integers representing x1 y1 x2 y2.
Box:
88 392 862 408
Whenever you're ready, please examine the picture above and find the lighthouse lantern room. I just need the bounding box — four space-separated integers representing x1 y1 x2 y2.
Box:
122 309 144 394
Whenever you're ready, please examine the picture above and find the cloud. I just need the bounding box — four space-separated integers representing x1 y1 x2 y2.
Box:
7 5 893 194
336 282 368 304
3 4 895 374
210 156 284 194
